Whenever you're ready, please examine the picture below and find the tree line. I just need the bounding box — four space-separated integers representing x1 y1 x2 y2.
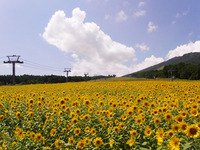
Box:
0 74 116 85
131 62 200 80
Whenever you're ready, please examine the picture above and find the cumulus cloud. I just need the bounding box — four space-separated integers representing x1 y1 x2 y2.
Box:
147 21 158 33
138 1 146 7
136 43 149 51
166 41 200 60
132 55 164 72
42 8 135 76
134 10 146 18
115 10 128 22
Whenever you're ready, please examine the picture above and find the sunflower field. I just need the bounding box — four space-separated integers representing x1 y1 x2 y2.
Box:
0 81 199 150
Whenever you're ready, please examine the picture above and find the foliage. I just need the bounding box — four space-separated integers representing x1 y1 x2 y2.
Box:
129 63 200 80
0 75 116 85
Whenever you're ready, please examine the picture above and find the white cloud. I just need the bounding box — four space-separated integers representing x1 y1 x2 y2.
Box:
104 14 110 20
147 21 158 33
138 1 146 7
136 43 149 51
42 8 135 76
132 55 164 72
175 9 189 18
166 41 200 60
115 10 127 22
134 10 146 18
172 20 176 24
188 32 193 36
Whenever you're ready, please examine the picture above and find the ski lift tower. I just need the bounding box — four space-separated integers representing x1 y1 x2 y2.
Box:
4 55 23 85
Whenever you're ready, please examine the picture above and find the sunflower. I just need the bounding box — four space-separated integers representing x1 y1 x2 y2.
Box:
58 111 63 116
74 128 81 136
175 115 184 123
154 117 161 125
119 122 125 130
197 122 200 129
12 142 17 148
93 137 103 147
65 107 71 113
71 117 78 125
61 104 66 109
115 119 119 125
59 99 65 105
84 137 90 145
35 133 42 142
186 124 199 139
181 111 187 117
144 125 152 136
121 114 127 120
0 115 4 121
57 119 62 124
30 132 35 140
84 99 91 106
180 122 187 132
45 147 51 150
167 136 180 150
127 109 134 116
102 122 107 128
190 109 198 117
84 114 90 121
113 126 120 133
62 128 67 133
88 106 94 113
75 109 81 114
126 138 134 147
107 113 113 119
165 113 172 121
135 117 143 126
16 111 21 118
68 137 74 146
84 126 90 132
156 128 164 145
130 129 138 137
99 116 105 122
77 140 86 149
50 129 56 137
90 128 96 136
67 123 72 130
171 124 180 133
166 130 174 138
55 139 62 149
109 139 114 147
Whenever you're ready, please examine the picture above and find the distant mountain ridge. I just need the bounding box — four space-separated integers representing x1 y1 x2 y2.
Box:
124 52 200 77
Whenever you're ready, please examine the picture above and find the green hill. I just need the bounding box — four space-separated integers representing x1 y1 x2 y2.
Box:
124 52 200 77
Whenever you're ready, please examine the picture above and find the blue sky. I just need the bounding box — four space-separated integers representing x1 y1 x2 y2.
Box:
0 0 200 76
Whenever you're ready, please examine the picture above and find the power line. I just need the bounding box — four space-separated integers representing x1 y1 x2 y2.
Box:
22 64 63 73
21 58 63 70
21 58 64 73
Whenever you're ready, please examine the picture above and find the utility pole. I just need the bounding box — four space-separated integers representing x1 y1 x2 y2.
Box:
4 55 23 85
84 73 88 82
168 69 175 81
64 68 71 82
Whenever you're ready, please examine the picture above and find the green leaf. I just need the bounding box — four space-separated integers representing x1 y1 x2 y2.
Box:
142 142 148 146
183 142 192 150
140 147 150 150
156 146 163 150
